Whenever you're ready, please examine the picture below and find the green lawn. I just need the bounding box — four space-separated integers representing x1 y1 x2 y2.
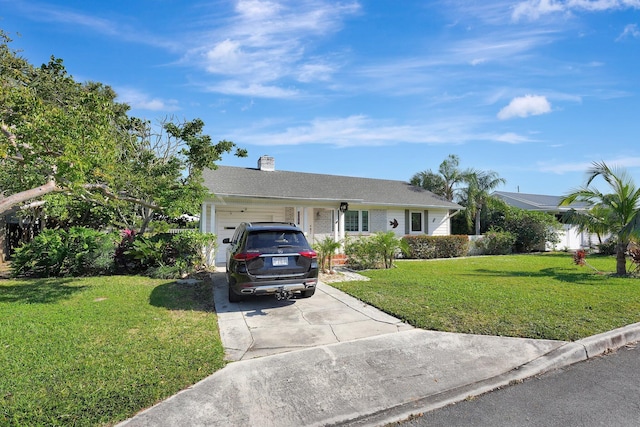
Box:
332 253 640 342
0 275 225 427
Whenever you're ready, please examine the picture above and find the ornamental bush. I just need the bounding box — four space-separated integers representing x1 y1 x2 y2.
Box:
11 227 117 277
402 235 469 259
11 227 216 278
473 229 516 255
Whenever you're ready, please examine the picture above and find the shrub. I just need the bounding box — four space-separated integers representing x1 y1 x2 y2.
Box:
598 238 617 255
344 235 382 270
11 227 216 278
165 230 217 273
402 235 469 259
10 228 116 277
486 205 560 253
344 232 409 270
474 229 516 255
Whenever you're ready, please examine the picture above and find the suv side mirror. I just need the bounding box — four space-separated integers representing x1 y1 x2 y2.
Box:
222 238 231 244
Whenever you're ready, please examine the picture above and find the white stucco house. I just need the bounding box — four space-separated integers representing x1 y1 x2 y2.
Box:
201 156 463 265
492 190 597 250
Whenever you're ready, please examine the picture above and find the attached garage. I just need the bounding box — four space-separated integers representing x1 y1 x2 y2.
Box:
213 209 284 265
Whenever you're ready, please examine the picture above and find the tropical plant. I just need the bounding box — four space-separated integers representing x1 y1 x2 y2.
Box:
10 228 116 277
410 154 469 201
460 169 506 235
560 161 640 275
344 235 380 270
313 236 342 273
561 204 613 246
372 231 409 269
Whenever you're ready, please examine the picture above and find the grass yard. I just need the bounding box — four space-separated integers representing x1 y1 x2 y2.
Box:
332 253 640 342
0 275 225 427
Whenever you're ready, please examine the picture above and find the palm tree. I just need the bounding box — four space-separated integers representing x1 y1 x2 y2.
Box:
410 154 468 201
560 161 640 276
462 169 506 235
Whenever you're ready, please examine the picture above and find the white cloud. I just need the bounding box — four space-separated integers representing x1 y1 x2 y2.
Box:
538 156 640 174
512 0 564 21
186 0 361 96
513 0 640 21
497 95 552 120
205 81 299 98
116 88 180 111
231 115 532 147
617 23 640 40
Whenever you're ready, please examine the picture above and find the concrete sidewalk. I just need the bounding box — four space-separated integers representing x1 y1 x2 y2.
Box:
117 275 640 427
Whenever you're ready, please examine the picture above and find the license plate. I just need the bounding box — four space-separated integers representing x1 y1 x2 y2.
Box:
272 257 288 266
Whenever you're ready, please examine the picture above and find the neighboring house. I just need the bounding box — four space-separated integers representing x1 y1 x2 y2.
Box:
201 156 463 265
492 190 596 250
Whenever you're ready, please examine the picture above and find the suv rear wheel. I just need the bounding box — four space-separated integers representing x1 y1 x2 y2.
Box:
300 288 315 298
228 278 243 303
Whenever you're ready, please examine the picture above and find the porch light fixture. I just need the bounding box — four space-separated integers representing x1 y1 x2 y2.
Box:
339 202 349 212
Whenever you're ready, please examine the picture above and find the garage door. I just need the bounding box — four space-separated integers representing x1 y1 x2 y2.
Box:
215 212 274 265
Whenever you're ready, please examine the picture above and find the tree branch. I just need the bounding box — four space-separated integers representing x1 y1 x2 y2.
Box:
82 184 163 211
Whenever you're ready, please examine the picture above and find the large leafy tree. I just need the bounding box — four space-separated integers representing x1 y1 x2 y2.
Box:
1 31 127 215
460 169 506 235
114 116 246 233
1 31 246 237
560 161 640 276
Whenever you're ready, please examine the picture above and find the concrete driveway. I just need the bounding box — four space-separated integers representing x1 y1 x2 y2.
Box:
211 271 414 361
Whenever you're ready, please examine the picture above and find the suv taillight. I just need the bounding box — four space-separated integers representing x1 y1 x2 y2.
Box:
233 252 261 261
298 250 317 259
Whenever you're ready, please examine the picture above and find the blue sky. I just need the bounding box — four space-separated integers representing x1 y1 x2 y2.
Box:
2 0 640 197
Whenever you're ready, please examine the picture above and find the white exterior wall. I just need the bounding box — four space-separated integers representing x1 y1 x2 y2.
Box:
549 224 599 251
428 209 451 236
386 210 406 238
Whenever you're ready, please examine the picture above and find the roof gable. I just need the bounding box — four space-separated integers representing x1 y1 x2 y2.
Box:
203 166 462 209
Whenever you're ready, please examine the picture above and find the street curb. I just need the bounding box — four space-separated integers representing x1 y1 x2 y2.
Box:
341 322 640 426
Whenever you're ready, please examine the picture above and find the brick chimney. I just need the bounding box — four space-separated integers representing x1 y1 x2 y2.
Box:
257 155 275 171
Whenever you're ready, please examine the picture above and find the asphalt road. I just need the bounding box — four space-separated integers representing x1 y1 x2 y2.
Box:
396 342 640 427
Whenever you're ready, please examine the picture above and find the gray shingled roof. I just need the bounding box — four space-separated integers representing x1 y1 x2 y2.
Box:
203 166 462 209
493 191 591 212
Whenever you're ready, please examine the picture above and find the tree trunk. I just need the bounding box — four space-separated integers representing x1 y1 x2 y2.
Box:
474 206 482 236
616 242 628 276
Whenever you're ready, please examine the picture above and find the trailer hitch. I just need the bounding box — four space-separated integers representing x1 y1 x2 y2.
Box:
275 287 293 301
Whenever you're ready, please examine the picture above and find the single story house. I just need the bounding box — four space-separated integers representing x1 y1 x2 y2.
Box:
201 156 463 265
492 190 596 250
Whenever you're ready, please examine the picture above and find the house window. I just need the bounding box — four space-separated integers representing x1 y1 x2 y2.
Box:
345 210 369 232
411 212 422 232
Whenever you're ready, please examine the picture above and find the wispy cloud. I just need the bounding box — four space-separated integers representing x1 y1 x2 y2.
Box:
512 0 640 22
231 114 533 147
183 0 361 97
5 0 178 49
617 23 640 40
538 156 640 174
116 88 180 112
498 95 552 119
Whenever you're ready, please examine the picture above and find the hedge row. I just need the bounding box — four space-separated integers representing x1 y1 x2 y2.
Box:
402 235 469 259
